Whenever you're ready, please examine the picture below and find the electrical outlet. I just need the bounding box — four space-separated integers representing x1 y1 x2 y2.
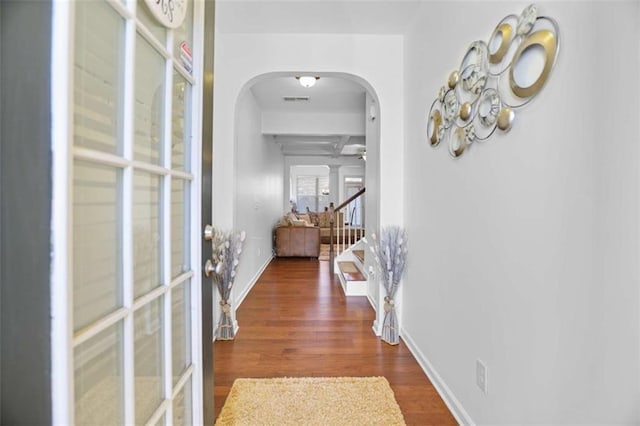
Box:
476 359 488 394
257 247 262 257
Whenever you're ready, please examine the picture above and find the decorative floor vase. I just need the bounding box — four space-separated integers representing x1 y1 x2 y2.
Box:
381 297 399 345
215 300 235 340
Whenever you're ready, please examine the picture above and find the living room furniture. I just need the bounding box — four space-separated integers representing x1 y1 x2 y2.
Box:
315 211 344 244
274 226 320 258
278 210 363 245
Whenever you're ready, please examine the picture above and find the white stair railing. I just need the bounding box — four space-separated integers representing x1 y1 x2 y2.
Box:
329 187 366 275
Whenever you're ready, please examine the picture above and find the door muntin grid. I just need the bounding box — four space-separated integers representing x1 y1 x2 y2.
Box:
71 1 200 424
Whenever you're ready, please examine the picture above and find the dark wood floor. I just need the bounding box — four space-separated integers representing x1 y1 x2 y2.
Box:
213 258 456 425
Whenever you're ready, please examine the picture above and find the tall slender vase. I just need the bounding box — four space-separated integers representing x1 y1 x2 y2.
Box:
369 226 407 346
381 296 399 345
215 298 234 340
211 229 245 341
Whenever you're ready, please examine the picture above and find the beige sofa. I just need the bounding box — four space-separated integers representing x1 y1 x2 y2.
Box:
276 211 347 246
274 226 320 258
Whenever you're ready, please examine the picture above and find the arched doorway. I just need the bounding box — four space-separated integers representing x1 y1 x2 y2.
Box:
214 71 382 338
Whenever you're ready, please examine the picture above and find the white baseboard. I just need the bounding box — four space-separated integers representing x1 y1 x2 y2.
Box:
235 255 273 308
367 289 380 335
400 327 474 425
366 292 376 311
371 320 381 336
213 256 272 342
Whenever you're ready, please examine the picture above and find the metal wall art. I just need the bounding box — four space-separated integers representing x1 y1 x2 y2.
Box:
427 4 560 158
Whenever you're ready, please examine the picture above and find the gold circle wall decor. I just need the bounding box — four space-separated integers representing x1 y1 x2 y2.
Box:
509 29 557 98
426 3 560 158
489 23 513 64
428 109 443 146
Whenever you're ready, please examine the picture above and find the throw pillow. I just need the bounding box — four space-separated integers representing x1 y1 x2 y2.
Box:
296 214 312 226
318 212 331 228
277 215 289 227
308 212 320 226
286 212 298 225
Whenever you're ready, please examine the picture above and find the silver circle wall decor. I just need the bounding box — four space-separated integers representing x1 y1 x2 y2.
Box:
427 4 560 158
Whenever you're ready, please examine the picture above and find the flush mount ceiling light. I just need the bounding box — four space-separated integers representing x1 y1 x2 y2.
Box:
296 76 319 88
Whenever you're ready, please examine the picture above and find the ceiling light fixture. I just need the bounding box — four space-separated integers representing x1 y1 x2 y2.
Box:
296 76 319 88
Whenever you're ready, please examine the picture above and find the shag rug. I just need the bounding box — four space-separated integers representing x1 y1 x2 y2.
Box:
215 376 406 425
318 244 337 261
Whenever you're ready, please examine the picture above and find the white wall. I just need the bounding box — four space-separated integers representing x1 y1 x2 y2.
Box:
212 33 404 231
231 89 284 309
290 165 329 181
365 92 382 323
338 165 365 202
402 1 639 424
262 111 365 136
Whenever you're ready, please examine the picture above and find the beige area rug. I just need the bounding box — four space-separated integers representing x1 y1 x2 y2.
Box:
215 376 406 426
318 244 338 261
319 244 330 261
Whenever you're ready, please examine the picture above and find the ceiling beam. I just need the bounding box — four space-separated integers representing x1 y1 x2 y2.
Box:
332 135 351 157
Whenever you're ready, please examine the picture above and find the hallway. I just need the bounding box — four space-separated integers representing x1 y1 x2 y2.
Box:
213 258 456 424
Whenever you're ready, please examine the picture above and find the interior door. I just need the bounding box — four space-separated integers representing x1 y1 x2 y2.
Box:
51 0 209 423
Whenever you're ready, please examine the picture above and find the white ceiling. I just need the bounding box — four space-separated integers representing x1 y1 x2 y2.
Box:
254 76 367 157
250 76 366 114
216 0 423 35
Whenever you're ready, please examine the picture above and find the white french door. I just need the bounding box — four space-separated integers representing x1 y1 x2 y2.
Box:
51 0 205 424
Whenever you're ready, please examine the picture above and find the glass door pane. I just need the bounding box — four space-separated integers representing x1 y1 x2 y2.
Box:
171 178 189 277
73 161 122 331
134 298 164 424
74 1 124 154
172 281 191 384
74 323 124 424
172 72 191 171
172 377 193 425
136 0 167 45
134 34 164 165
133 170 162 298
172 0 194 60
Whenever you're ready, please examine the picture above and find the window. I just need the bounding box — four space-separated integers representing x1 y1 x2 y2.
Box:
296 175 329 212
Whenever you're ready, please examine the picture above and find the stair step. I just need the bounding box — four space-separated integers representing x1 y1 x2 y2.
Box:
338 261 366 281
353 249 365 264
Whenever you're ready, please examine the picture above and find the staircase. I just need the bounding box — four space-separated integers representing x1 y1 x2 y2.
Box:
328 187 368 296
335 240 368 296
